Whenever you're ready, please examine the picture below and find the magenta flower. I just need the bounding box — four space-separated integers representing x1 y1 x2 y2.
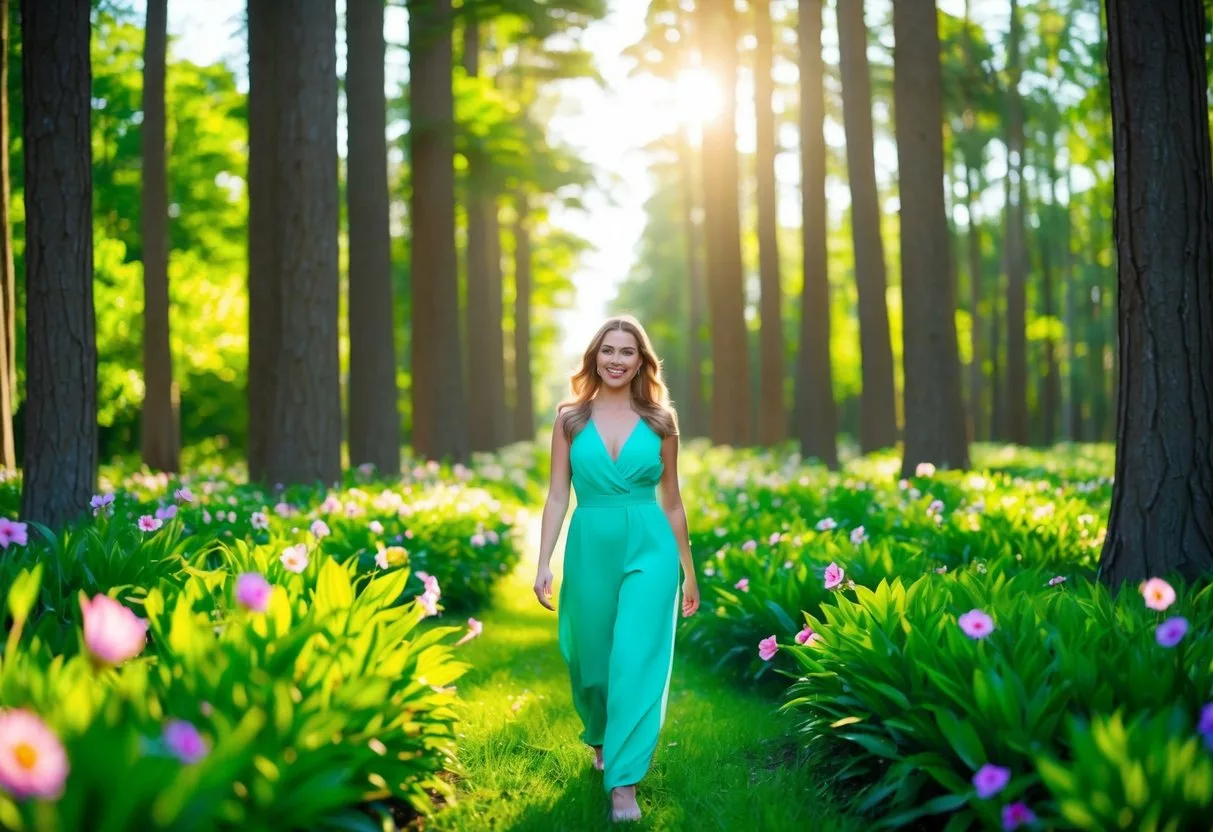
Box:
972 763 1010 799
80 593 148 665
1002 802 1036 830
734 577 750 592
823 562 845 590
758 635 778 661
455 617 483 647
235 573 272 612
0 517 29 549
795 625 820 645
1156 616 1188 647
1141 577 1176 611
958 609 995 640
0 709 69 800
137 515 163 533
1198 703 1213 735
163 720 208 764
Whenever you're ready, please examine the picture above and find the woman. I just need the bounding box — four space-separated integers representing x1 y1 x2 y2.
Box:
533 315 700 823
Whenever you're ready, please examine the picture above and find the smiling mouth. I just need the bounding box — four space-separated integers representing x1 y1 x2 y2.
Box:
605 368 625 378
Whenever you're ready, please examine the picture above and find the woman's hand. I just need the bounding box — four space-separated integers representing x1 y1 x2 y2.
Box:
533 565 555 611
681 574 700 617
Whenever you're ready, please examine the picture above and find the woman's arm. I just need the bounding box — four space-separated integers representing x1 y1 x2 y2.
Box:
659 433 700 617
534 411 572 610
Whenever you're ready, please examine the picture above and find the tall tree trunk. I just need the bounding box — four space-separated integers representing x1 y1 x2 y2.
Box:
1063 166 1080 441
965 158 984 442
19 0 96 526
793 0 837 467
1005 0 1029 444
246 0 281 482
463 19 506 451
892 0 969 476
1088 200 1107 442
1040 145 1061 446
409 0 468 461
512 192 533 442
753 0 784 445
347 0 400 475
0 0 15 470
1098 0 1213 585
836 0 897 452
697 0 750 446
679 132 706 438
140 0 179 473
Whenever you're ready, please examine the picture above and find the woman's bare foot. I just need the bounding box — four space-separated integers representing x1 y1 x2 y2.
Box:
590 745 603 771
610 786 641 822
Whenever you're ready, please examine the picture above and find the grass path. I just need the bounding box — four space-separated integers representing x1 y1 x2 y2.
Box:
425 513 860 831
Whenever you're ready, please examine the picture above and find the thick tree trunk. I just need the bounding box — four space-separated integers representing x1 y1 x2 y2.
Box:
1005 0 1029 445
251 0 343 485
409 0 468 461
512 192 534 442
892 0 969 476
0 0 15 470
836 0 897 452
19 0 96 526
697 0 750 446
347 0 400 475
140 0 179 473
793 0 837 468
753 0 784 445
678 134 706 438
1099 0 1213 585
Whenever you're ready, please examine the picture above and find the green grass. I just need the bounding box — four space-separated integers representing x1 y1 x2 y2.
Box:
425 516 860 832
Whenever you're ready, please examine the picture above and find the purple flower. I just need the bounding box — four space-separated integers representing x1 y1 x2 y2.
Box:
1002 802 1036 830
1155 616 1188 648
972 763 1011 799
163 720 208 764
958 609 995 640
1048 575 1066 587
1198 703 1213 735
235 573 272 612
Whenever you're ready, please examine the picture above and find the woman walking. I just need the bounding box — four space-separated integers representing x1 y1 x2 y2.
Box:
533 315 700 823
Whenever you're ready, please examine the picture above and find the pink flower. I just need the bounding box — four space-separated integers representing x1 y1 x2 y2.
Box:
1141 578 1176 611
972 763 1010 798
768 532 782 546
1156 616 1188 647
163 720 208 764
137 515 163 533
734 577 750 592
958 609 995 640
80 593 148 665
741 539 757 553
815 517 836 532
1001 802 1035 830
416 570 441 600
758 635 778 661
470 533 486 547
235 573 272 612
310 519 330 539
0 709 69 800
279 544 309 574
794 625 820 645
173 487 195 503
915 462 936 477
849 526 867 546
823 562 845 590
0 517 28 549
417 590 439 617
250 511 269 530
456 617 483 646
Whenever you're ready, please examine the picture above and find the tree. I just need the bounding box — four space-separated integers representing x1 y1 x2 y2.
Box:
892 0 969 476
248 0 342 485
347 0 400 475
1004 0 1029 444
140 0 179 473
753 0 784 445
1098 0 1213 585
19 0 97 526
792 0 837 468
0 0 15 470
836 0 897 453
512 191 534 442
696 0 750 446
410 0 468 462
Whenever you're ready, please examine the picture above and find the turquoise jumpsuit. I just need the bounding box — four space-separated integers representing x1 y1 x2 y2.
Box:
558 417 681 793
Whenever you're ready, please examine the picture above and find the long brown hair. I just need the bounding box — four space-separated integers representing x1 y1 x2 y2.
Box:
557 315 678 441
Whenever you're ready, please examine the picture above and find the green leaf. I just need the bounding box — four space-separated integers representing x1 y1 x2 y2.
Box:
5 564 43 625
933 709 986 771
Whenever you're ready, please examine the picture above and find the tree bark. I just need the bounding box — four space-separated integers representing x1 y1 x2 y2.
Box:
892 0 969 476
19 0 96 526
793 0 837 468
1099 0 1213 585
409 0 468 462
251 0 343 485
697 0 750 447
679 132 706 438
0 0 14 470
347 0 401 475
754 0 784 445
139 0 179 473
965 158 984 442
512 191 533 442
836 0 897 452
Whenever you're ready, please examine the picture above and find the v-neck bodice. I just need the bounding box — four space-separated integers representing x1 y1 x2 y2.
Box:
570 417 664 506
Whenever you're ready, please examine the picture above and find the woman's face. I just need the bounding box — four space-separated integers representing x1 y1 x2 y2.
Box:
596 330 641 390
